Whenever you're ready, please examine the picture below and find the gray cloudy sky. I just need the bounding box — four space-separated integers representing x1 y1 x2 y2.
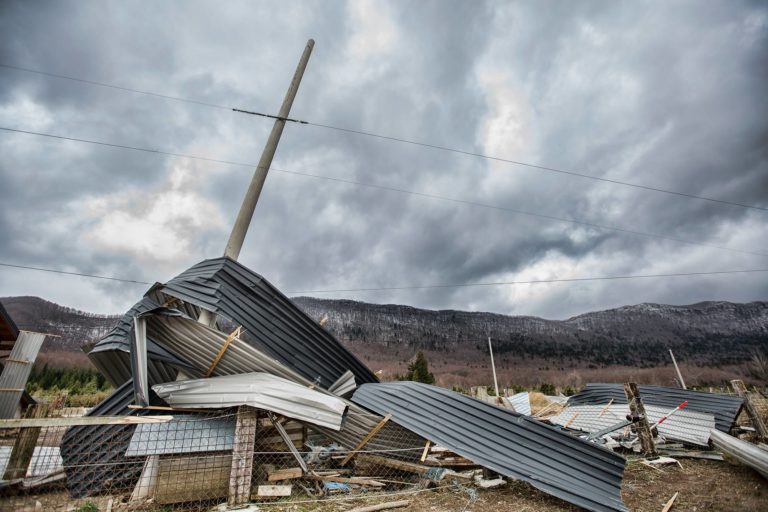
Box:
0 0 766 319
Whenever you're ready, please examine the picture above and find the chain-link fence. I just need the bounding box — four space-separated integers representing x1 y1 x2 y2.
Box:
0 404 478 511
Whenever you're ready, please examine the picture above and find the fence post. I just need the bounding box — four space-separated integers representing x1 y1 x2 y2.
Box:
3 403 49 480
731 379 768 441
623 383 657 457
228 405 258 506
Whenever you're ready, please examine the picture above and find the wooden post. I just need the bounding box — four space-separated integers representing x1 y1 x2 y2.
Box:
623 382 657 457
731 379 768 441
3 403 49 480
669 349 687 389
341 414 392 466
228 406 258 506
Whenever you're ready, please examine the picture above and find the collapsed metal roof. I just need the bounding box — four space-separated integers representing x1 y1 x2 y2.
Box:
152 373 348 430
567 383 743 432
89 257 377 390
60 379 169 498
352 381 628 512
548 404 716 447
161 257 377 388
0 331 46 418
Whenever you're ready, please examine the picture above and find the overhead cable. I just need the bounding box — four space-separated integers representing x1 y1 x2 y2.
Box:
1 126 764 258
1 62 764 212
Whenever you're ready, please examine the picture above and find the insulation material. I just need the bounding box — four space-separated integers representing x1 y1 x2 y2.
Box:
153 373 348 431
353 381 627 512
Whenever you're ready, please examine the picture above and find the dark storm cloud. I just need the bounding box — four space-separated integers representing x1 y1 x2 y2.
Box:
0 0 766 317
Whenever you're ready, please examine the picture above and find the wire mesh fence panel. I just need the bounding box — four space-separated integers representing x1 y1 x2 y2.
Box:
0 405 475 511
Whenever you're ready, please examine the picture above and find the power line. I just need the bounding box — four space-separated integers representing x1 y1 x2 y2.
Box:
2 261 766 292
0 262 151 285
2 126 765 258
287 269 768 294
2 62 765 213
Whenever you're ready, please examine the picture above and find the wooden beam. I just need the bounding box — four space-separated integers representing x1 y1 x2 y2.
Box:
206 326 242 377
420 440 431 462
304 474 385 487
347 500 410 512
564 413 579 428
128 404 216 413
731 379 768 441
597 399 614 418
356 454 473 481
341 413 392 465
0 415 172 429
624 382 657 456
264 465 303 482
2 403 48 480
661 491 679 512
228 405 258 506
255 485 292 498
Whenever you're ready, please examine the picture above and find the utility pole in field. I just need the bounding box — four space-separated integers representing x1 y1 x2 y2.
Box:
224 38 315 261
488 337 500 402
668 349 686 389
197 39 315 327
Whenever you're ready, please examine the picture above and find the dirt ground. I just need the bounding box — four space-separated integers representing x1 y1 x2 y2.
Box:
275 458 767 512
7 458 766 511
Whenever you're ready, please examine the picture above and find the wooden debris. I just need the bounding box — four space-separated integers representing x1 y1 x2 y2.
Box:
2 403 49 480
420 440 431 462
661 491 679 512
598 399 614 417
357 454 473 481
264 465 303 481
731 379 768 441
624 382 657 456
347 500 410 512
341 413 392 465
563 412 579 428
228 406 258 506
0 415 171 428
255 485 292 498
206 326 243 377
305 474 385 487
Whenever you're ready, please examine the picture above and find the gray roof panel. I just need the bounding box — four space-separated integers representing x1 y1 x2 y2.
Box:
352 381 627 512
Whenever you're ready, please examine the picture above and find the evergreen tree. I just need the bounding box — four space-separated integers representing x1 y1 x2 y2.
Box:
405 351 435 384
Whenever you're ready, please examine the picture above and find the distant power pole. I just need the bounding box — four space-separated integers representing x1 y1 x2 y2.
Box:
668 349 686 390
488 337 500 399
223 38 315 261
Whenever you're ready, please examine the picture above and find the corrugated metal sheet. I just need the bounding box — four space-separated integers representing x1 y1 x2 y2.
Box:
353 382 627 512
567 384 742 432
59 380 169 498
160 257 378 388
710 429 768 479
328 370 357 398
548 404 716 446
0 446 62 478
508 391 531 415
153 373 348 430
125 415 235 456
0 331 45 418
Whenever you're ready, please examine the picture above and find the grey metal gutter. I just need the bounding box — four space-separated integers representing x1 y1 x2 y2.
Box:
353 381 627 512
567 383 743 432
710 429 768 479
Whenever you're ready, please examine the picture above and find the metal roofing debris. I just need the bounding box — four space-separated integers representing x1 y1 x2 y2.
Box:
710 429 768 480
328 370 357 398
125 415 235 457
0 301 20 347
60 379 169 498
548 404 716 447
153 373 348 430
508 391 531 416
0 446 62 479
567 383 743 432
352 381 628 512
161 257 378 388
0 331 46 418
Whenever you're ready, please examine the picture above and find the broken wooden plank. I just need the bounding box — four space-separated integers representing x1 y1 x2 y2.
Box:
2 404 48 480
357 454 474 481
598 399 614 418
228 405 258 506
563 413 579 428
264 465 303 482
205 326 243 377
255 484 292 498
347 500 410 512
0 415 172 428
269 413 308 472
661 491 679 512
341 413 392 465
420 440 431 462
305 474 385 487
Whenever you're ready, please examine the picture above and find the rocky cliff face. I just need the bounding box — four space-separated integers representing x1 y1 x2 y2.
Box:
2 295 766 367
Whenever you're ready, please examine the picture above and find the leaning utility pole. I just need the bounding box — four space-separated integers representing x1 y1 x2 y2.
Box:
488 337 500 401
224 38 315 261
669 349 686 390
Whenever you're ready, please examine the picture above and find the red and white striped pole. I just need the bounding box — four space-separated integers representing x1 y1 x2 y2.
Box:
649 400 688 431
